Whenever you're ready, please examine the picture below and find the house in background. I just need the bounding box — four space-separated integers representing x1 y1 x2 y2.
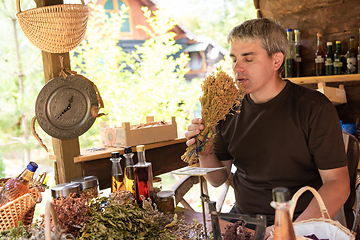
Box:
96 0 228 81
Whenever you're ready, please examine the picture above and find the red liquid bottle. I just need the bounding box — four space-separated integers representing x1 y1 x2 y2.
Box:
0 162 38 206
134 145 154 206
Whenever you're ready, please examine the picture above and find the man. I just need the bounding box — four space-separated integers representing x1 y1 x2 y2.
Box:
185 18 350 238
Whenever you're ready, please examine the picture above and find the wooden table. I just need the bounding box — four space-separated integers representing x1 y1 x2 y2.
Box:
49 138 188 189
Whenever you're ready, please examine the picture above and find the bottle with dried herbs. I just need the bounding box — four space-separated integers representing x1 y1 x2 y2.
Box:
0 162 38 206
272 187 296 240
110 151 125 192
123 146 136 199
134 145 154 205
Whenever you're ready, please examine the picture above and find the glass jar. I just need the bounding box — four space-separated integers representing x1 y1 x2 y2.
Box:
157 190 175 213
51 182 81 199
71 176 99 202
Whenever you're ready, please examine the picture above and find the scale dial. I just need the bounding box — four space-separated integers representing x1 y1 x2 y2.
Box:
35 75 98 140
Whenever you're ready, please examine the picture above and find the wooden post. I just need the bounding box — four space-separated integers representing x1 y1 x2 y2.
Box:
37 0 83 184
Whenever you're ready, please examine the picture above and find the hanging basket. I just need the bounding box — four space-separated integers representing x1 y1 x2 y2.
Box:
16 0 89 53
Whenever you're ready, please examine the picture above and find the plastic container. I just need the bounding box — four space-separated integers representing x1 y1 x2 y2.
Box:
51 183 81 199
71 176 99 202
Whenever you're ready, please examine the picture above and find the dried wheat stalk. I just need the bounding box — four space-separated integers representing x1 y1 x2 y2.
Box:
181 67 245 165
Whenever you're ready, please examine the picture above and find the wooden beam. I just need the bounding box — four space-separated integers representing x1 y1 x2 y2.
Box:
36 0 83 184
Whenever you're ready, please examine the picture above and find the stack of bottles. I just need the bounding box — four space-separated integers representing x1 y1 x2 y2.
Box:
110 145 154 207
0 162 38 207
284 28 360 77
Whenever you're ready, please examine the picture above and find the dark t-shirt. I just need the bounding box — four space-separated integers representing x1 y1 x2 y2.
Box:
214 80 347 224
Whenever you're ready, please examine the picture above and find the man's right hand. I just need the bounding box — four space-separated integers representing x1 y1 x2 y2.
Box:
184 118 214 156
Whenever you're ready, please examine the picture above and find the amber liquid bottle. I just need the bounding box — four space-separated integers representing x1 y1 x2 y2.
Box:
333 41 343 75
315 33 325 76
134 145 154 206
346 36 357 74
272 187 296 240
294 30 301 77
285 29 294 78
110 151 126 193
123 146 136 199
325 42 333 75
0 162 38 206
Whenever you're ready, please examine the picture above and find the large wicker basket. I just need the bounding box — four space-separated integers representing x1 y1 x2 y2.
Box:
16 0 89 53
0 187 42 231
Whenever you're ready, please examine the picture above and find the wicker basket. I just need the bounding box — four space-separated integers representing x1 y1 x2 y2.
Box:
0 187 42 231
290 186 355 240
16 0 89 53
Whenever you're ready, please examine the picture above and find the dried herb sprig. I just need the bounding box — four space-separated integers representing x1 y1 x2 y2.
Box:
181 66 245 165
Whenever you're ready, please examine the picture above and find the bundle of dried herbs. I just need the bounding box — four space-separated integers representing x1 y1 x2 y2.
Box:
51 193 90 237
181 67 245 165
77 197 176 240
0 221 74 240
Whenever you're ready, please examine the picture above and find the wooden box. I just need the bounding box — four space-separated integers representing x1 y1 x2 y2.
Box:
100 116 178 148
317 82 347 105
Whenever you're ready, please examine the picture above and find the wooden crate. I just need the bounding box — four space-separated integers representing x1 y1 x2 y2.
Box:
100 116 178 148
317 82 347 105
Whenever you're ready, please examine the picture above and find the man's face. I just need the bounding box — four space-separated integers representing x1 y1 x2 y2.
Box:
230 39 276 98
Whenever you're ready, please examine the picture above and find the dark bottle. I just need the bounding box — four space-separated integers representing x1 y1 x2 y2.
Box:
333 41 343 75
123 146 136 199
325 42 333 75
134 145 154 206
294 30 301 77
272 187 297 240
346 36 357 74
285 29 294 78
315 33 325 76
0 162 38 206
110 151 125 193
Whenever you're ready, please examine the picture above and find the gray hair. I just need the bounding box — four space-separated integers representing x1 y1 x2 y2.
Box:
227 18 288 74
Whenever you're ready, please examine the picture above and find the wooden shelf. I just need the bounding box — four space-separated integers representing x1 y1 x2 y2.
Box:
49 137 187 163
288 74 360 85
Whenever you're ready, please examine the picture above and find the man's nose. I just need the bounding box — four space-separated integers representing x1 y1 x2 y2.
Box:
233 60 244 72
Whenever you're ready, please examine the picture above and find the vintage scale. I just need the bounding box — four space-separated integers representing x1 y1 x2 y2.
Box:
172 166 266 240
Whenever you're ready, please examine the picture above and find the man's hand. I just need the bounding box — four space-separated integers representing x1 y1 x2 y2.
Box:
184 118 214 156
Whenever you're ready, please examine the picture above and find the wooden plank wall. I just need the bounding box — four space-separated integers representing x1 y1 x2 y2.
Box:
256 0 360 125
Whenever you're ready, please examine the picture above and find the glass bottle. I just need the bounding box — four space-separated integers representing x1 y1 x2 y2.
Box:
325 42 333 75
0 162 38 206
272 187 297 240
123 146 136 199
285 29 294 78
333 41 343 75
134 145 154 206
110 151 125 193
315 33 325 76
294 30 301 77
346 36 357 74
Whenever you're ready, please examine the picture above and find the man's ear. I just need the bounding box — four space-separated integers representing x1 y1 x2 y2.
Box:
273 52 284 71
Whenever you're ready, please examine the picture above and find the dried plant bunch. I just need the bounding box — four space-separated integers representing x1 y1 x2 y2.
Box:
181 66 245 165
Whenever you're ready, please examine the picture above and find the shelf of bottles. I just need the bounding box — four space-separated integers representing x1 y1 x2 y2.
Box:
285 28 360 85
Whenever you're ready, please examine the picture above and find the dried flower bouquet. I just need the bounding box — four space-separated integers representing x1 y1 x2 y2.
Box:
181 67 245 165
